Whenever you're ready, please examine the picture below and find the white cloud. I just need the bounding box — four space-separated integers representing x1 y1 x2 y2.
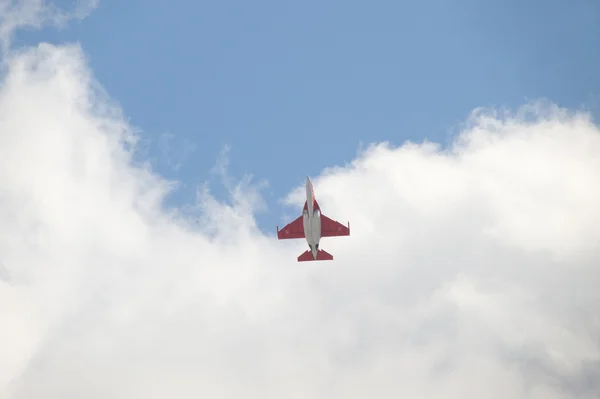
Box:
1 7 600 399
0 0 98 51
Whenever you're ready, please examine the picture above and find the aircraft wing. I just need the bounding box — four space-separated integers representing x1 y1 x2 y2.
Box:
321 214 350 237
277 215 305 239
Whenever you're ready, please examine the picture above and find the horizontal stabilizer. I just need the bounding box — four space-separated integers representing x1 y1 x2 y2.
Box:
297 249 334 262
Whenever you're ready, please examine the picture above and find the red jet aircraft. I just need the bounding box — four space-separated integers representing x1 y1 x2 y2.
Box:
277 176 350 261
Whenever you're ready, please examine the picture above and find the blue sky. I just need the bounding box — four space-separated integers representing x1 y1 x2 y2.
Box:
13 0 600 230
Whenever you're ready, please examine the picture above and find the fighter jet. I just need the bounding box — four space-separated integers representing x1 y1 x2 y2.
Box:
277 176 350 261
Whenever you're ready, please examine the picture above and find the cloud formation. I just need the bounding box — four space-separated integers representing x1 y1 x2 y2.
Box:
1 5 600 399
0 0 97 51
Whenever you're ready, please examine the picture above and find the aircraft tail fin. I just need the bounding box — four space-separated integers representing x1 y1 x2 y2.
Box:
297 249 334 262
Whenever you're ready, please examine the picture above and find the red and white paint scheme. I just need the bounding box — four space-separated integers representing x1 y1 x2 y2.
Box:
277 176 350 261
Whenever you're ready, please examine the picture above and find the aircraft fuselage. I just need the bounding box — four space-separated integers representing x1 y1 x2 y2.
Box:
303 176 321 259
